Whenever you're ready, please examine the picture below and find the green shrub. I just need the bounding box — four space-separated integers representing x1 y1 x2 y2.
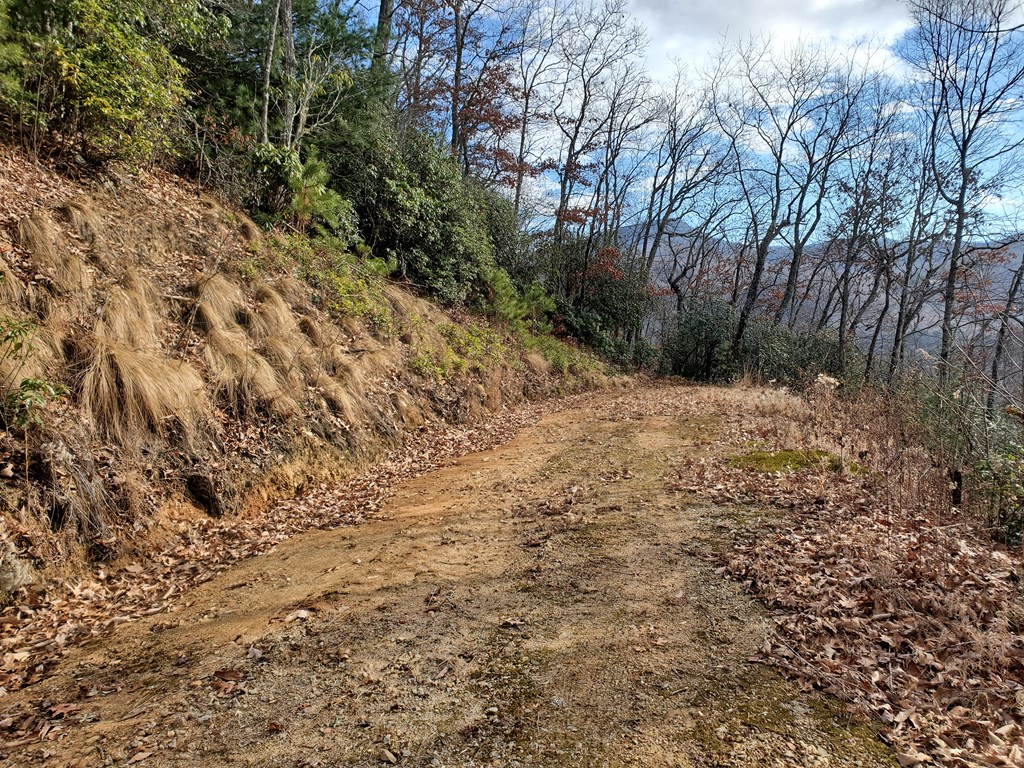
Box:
288 149 350 234
437 321 504 368
660 297 736 381
409 347 466 383
480 267 554 333
0 0 22 105
662 299 863 386
977 443 1024 545
0 316 64 430
327 116 494 305
472 181 533 285
3 0 212 161
521 332 602 377
271 234 391 330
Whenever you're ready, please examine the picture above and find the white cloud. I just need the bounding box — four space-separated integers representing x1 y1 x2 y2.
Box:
628 0 913 80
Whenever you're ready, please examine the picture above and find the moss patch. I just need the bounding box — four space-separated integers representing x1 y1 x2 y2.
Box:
730 448 842 473
683 665 894 765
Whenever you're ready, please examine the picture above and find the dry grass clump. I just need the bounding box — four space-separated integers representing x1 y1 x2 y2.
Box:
15 213 90 294
95 271 163 349
295 313 363 387
247 286 316 380
0 255 26 310
192 273 245 333
203 327 300 418
58 198 105 246
385 284 423 324
236 213 262 247
193 275 300 417
524 351 551 376
251 285 373 423
240 283 373 423
81 343 207 444
77 271 207 443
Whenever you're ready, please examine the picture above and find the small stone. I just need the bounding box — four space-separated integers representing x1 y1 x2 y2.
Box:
380 749 398 764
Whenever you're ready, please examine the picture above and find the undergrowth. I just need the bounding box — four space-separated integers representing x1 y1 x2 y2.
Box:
520 332 602 376
438 322 505 368
267 234 394 333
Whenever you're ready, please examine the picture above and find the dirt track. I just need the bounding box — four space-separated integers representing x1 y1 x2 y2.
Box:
3 386 895 767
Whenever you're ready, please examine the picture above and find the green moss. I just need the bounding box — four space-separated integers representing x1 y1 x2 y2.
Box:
730 448 842 473
683 668 894 765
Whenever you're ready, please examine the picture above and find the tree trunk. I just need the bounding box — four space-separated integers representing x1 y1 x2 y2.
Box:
371 0 394 78
259 0 283 145
279 0 296 149
451 0 464 159
939 189 967 390
987 261 1024 417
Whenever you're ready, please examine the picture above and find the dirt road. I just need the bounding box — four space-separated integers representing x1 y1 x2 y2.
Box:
4 386 894 767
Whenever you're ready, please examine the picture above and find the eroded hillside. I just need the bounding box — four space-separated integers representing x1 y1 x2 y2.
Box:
0 147 614 597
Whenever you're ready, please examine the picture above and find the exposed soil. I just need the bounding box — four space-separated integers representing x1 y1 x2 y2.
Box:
1 385 895 767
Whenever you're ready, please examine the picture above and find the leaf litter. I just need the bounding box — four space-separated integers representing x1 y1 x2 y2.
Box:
3 382 1021 767
670 387 1024 768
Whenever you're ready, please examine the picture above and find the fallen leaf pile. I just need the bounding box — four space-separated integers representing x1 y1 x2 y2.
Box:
673 419 1024 766
0 406 535 700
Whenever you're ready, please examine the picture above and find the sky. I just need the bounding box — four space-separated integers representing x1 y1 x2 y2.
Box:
627 0 914 78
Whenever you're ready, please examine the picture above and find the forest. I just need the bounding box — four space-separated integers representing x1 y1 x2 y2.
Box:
1 0 1022 383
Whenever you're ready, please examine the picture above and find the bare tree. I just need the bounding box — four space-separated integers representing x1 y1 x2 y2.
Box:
547 0 646 250
712 37 852 349
507 0 570 218
637 67 729 277
901 0 1024 387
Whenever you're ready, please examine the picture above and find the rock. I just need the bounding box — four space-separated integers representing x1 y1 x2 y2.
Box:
380 748 398 764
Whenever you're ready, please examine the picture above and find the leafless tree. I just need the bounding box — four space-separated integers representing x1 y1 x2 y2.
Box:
712 36 858 349
901 0 1024 386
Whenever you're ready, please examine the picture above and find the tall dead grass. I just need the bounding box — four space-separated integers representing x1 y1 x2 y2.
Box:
81 272 207 442
58 198 105 247
0 255 25 310
193 274 299 417
82 339 208 442
16 213 90 295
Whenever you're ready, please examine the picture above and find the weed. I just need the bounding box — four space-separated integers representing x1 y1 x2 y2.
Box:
520 332 602 377
0 317 64 430
6 377 65 430
409 348 467 383
438 322 504 369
